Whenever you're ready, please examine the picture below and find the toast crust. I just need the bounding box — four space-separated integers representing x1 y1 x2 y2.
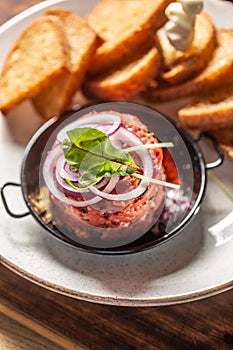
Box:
178 85 233 130
87 0 173 75
159 12 216 85
144 29 233 102
83 46 161 100
32 8 101 119
0 16 70 112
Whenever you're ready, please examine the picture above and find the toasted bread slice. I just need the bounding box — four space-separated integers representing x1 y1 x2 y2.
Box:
144 29 233 102
83 46 161 100
159 12 216 85
32 8 101 119
87 0 173 75
0 16 70 113
178 84 233 130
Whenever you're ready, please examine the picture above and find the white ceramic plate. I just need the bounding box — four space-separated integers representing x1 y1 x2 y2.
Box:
0 0 233 306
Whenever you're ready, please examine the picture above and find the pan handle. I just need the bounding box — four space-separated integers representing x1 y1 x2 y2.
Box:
1 182 30 218
194 132 224 170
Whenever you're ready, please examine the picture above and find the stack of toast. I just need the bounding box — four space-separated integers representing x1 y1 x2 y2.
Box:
0 0 172 119
144 27 233 158
0 0 233 157
0 8 102 120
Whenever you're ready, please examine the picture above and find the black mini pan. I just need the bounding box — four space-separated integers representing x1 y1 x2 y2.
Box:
1 102 224 255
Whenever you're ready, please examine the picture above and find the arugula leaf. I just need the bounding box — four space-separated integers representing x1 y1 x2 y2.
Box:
62 127 140 188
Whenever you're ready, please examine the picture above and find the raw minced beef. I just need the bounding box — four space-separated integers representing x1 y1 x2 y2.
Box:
48 113 170 242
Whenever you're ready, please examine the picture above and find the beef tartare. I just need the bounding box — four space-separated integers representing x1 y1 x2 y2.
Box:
42 110 179 246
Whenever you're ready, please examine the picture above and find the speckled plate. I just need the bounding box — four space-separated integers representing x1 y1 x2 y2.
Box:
0 0 233 306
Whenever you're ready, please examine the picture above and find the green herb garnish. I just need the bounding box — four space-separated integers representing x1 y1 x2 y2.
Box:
62 127 140 188
62 127 180 190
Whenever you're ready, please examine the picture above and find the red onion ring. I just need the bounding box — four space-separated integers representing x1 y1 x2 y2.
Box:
43 118 162 205
89 126 155 201
95 177 109 189
55 169 85 198
43 145 121 207
56 155 80 182
43 145 104 207
57 112 121 142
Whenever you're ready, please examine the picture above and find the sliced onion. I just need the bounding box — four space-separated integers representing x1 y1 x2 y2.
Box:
89 126 155 201
110 138 122 149
55 164 117 197
64 162 79 177
110 126 154 179
99 176 119 193
56 152 117 191
95 177 109 189
43 145 104 207
43 145 121 207
55 173 83 198
56 155 80 182
57 112 121 142
89 179 148 202
55 168 89 198
43 122 160 206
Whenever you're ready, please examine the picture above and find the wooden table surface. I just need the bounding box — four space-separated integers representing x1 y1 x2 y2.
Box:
0 1 233 350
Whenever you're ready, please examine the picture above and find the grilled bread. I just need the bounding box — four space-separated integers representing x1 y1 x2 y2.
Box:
158 12 216 85
144 29 233 102
87 0 173 75
178 84 233 130
32 8 101 119
0 16 70 113
83 46 161 101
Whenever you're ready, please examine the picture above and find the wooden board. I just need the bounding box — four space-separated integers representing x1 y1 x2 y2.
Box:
0 264 233 350
0 312 64 350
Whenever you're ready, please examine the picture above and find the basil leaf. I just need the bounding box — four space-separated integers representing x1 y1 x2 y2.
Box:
62 127 140 188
